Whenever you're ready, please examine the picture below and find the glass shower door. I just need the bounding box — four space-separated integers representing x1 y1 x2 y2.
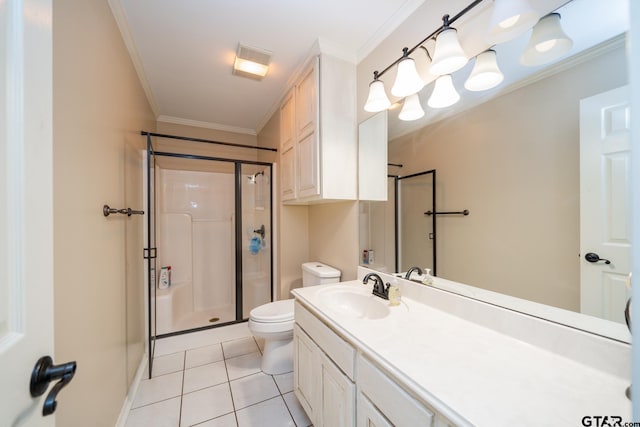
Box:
240 163 273 319
145 137 157 377
399 170 436 275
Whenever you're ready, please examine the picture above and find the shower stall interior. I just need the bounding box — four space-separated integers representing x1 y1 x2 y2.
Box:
143 132 274 376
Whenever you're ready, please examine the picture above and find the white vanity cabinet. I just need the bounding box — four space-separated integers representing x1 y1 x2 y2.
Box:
357 354 435 426
279 52 357 204
294 302 356 427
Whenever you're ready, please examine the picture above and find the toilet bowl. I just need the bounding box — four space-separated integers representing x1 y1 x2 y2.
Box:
248 262 340 375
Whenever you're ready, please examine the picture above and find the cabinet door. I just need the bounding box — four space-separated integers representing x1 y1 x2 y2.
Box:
357 392 393 427
293 325 320 424
296 58 318 140
280 89 295 152
281 146 296 201
297 131 319 198
319 351 355 427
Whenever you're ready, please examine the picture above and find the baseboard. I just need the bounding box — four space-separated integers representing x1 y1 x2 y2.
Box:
115 354 147 427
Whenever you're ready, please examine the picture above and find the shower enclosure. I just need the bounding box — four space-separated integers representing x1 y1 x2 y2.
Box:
143 132 274 376
359 170 436 275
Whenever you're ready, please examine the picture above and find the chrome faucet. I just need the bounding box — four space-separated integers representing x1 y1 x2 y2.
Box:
363 273 389 300
405 266 423 280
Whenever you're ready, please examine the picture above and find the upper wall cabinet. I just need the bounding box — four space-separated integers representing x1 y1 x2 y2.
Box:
280 53 357 204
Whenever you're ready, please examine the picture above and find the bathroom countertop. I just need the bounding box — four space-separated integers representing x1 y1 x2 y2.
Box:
291 279 631 427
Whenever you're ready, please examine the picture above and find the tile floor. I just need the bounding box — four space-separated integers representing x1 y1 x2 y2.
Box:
125 323 312 427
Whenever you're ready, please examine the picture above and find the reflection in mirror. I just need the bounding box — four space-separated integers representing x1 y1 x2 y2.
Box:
358 0 631 340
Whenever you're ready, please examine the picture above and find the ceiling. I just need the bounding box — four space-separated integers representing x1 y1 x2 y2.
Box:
111 0 425 135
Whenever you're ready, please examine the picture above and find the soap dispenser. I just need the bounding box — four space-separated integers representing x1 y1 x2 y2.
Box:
388 278 401 306
422 268 433 286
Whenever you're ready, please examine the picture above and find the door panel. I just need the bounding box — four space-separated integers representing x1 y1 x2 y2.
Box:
0 0 55 424
580 86 632 322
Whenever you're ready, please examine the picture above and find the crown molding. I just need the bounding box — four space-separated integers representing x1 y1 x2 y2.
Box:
157 115 257 136
356 0 428 63
107 0 159 116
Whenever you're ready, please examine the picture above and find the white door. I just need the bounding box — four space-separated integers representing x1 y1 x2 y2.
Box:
1 0 59 425
580 86 632 322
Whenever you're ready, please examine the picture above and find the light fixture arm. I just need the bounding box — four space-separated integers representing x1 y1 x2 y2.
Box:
372 0 485 81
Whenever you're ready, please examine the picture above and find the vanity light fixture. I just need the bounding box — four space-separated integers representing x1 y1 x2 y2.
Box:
391 48 425 97
486 0 540 44
520 13 573 67
398 94 425 121
428 75 460 109
362 0 570 117
364 72 392 113
429 15 468 76
232 43 272 80
464 49 504 91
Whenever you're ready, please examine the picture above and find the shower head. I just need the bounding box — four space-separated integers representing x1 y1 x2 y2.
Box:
247 171 264 183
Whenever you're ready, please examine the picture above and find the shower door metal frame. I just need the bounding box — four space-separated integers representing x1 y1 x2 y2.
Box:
143 140 274 379
396 169 437 276
149 151 274 339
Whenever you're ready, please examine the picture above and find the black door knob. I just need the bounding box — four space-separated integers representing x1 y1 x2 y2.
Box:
585 252 611 264
30 356 77 416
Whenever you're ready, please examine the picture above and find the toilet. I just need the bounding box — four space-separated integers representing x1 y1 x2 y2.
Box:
248 262 341 375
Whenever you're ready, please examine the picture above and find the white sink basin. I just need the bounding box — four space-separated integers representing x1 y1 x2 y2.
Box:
317 287 390 319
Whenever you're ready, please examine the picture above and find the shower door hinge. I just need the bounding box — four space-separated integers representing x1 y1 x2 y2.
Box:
143 248 157 259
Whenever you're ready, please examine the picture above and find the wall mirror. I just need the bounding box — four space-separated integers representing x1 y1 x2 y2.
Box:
358 0 631 342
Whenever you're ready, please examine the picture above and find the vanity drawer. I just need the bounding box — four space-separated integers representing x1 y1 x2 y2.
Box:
295 301 355 380
357 354 434 426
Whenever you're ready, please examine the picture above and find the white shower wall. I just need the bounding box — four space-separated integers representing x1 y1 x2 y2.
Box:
155 166 271 334
158 169 236 332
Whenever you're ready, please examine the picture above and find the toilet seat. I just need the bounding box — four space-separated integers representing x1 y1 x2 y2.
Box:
249 299 294 323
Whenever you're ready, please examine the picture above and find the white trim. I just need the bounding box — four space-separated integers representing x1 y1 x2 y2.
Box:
156 115 257 136
356 0 428 63
114 353 147 427
107 0 159 116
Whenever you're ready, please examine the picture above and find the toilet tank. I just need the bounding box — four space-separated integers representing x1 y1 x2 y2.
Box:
302 262 341 287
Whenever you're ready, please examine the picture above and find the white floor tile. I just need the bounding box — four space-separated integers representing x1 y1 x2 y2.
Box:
230 373 280 410
193 412 238 427
155 323 252 357
125 397 180 427
273 372 293 394
143 352 184 378
181 383 235 427
283 392 312 427
132 371 183 409
222 337 259 359
186 343 224 369
225 352 262 380
235 396 295 427
183 360 229 393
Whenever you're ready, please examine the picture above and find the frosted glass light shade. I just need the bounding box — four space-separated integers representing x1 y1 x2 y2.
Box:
398 94 424 121
429 28 468 76
464 50 504 92
520 13 573 67
364 79 391 112
391 57 425 97
486 0 539 44
428 75 460 109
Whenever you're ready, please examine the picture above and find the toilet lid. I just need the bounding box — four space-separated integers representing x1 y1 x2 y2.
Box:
250 299 294 323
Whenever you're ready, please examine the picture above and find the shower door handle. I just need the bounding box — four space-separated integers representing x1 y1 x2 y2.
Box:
30 356 77 416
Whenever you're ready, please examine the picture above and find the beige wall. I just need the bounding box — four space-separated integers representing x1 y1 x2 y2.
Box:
53 1 155 425
388 45 627 311
309 202 360 281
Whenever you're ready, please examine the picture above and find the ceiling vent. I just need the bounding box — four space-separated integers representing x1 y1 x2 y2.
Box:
233 44 272 80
